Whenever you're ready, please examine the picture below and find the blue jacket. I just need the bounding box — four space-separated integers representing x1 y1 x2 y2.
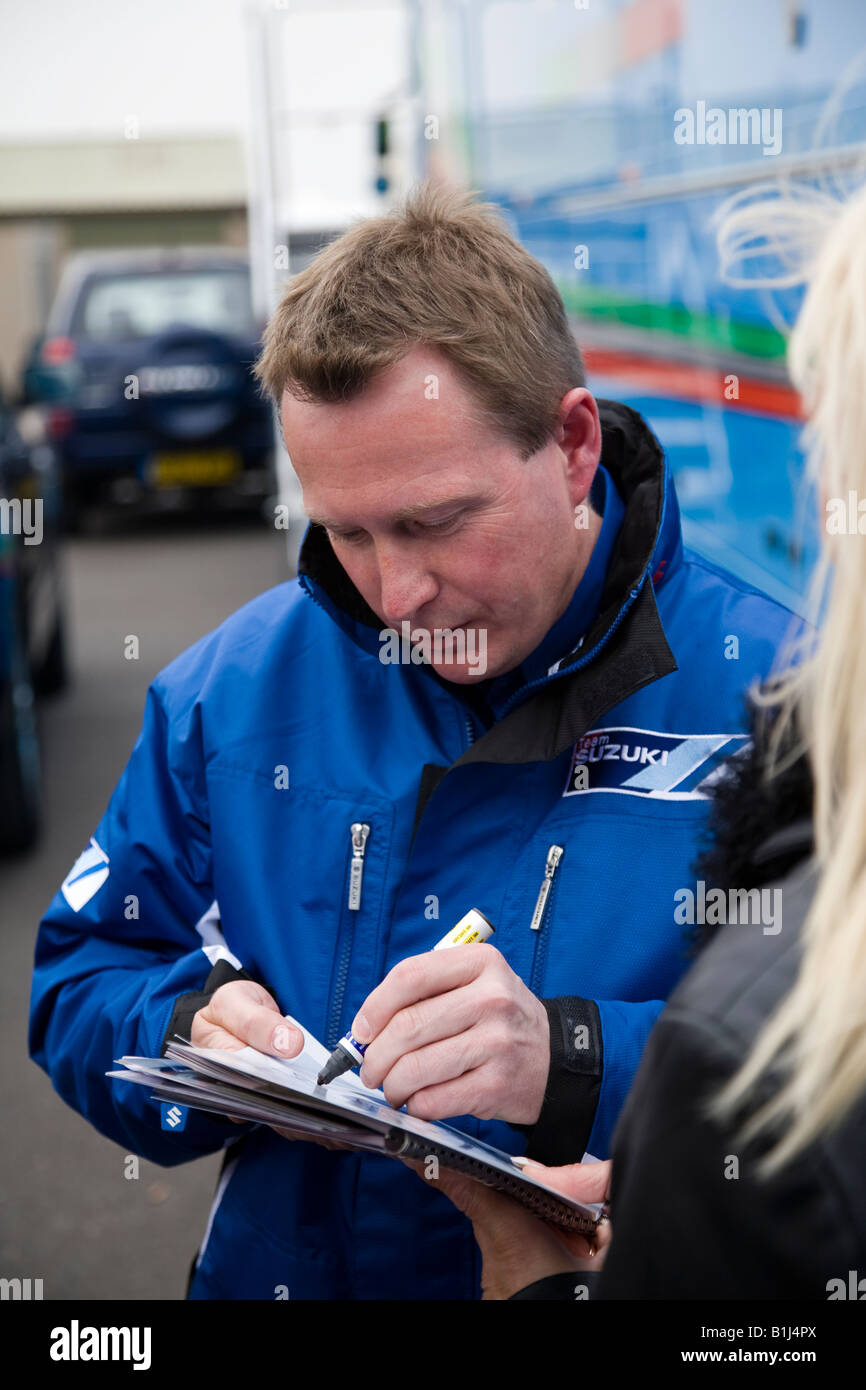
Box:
29 400 796 1299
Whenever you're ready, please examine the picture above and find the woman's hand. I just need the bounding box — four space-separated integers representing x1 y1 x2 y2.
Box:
406 1156 612 1300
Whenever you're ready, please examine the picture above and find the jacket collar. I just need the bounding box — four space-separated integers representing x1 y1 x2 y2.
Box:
297 398 680 764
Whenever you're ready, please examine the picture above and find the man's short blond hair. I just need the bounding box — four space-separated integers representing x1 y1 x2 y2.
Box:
254 180 585 459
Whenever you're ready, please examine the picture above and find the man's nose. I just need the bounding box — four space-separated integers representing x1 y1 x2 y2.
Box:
375 541 439 626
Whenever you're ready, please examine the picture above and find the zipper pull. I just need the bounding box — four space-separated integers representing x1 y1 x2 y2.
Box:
530 844 564 931
348 822 370 911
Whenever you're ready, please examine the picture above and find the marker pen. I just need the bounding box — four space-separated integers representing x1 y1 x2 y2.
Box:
316 908 495 1085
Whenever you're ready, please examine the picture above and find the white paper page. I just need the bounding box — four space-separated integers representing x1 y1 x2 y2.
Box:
106 1064 388 1149
279 1016 378 1097
161 1014 378 1098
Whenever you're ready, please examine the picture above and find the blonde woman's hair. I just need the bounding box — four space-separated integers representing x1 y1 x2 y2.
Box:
707 167 866 1172
254 180 585 460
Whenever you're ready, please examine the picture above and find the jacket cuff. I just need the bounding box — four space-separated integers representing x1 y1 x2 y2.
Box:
160 957 272 1058
522 997 603 1165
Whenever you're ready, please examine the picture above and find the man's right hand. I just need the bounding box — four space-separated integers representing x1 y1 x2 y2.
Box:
190 980 304 1058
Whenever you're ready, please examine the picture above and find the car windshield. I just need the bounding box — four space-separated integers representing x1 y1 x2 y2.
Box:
75 268 257 341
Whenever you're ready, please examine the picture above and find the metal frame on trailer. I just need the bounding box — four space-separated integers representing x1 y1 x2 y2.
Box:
242 0 428 569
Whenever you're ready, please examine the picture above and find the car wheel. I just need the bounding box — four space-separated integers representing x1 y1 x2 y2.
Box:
0 635 42 854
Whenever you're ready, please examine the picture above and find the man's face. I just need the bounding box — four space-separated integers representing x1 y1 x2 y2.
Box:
282 345 602 682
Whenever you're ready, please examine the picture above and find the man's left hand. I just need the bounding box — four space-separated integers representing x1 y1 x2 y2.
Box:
402 1156 612 1299
352 943 549 1124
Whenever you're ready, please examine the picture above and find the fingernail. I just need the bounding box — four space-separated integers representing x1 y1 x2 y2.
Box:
272 1025 290 1053
352 1014 371 1043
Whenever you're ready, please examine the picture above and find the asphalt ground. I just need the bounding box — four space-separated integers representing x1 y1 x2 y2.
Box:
0 507 290 1299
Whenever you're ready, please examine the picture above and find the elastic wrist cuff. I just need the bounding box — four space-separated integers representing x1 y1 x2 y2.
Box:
160 957 269 1057
523 997 603 1165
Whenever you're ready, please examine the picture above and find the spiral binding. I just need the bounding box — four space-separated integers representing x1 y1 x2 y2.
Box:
385 1130 600 1234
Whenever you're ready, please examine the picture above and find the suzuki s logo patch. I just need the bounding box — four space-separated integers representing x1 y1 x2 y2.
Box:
61 837 110 912
564 727 749 800
161 1103 188 1131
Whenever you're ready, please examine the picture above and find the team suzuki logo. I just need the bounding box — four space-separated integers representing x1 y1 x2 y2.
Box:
60 838 110 911
564 727 748 799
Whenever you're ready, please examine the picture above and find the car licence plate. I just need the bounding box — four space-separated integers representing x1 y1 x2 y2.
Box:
149 450 241 488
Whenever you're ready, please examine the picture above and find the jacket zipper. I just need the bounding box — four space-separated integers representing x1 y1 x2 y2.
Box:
464 712 476 748
326 821 370 1049
529 844 564 993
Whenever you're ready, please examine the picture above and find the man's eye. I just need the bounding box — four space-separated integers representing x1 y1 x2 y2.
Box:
330 529 368 546
408 515 462 537
330 515 462 545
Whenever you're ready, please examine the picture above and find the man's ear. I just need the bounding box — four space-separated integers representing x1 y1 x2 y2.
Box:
558 388 601 507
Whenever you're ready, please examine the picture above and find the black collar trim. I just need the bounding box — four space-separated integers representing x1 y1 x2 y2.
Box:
453 578 676 767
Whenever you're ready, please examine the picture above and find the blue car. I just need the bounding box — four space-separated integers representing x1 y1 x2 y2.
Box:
25 248 275 526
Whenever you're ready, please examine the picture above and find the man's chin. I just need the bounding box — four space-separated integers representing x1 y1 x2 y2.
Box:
430 648 515 683
408 622 495 681
430 662 490 684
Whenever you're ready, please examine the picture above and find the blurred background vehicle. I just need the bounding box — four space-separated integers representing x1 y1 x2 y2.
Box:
20 248 274 530
0 387 66 853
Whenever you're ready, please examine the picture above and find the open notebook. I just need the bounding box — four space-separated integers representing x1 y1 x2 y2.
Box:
107 1018 604 1234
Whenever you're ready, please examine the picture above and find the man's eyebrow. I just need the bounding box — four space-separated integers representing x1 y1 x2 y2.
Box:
308 493 483 530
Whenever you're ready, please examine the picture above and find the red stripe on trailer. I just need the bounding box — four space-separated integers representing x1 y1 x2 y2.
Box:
582 346 802 419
